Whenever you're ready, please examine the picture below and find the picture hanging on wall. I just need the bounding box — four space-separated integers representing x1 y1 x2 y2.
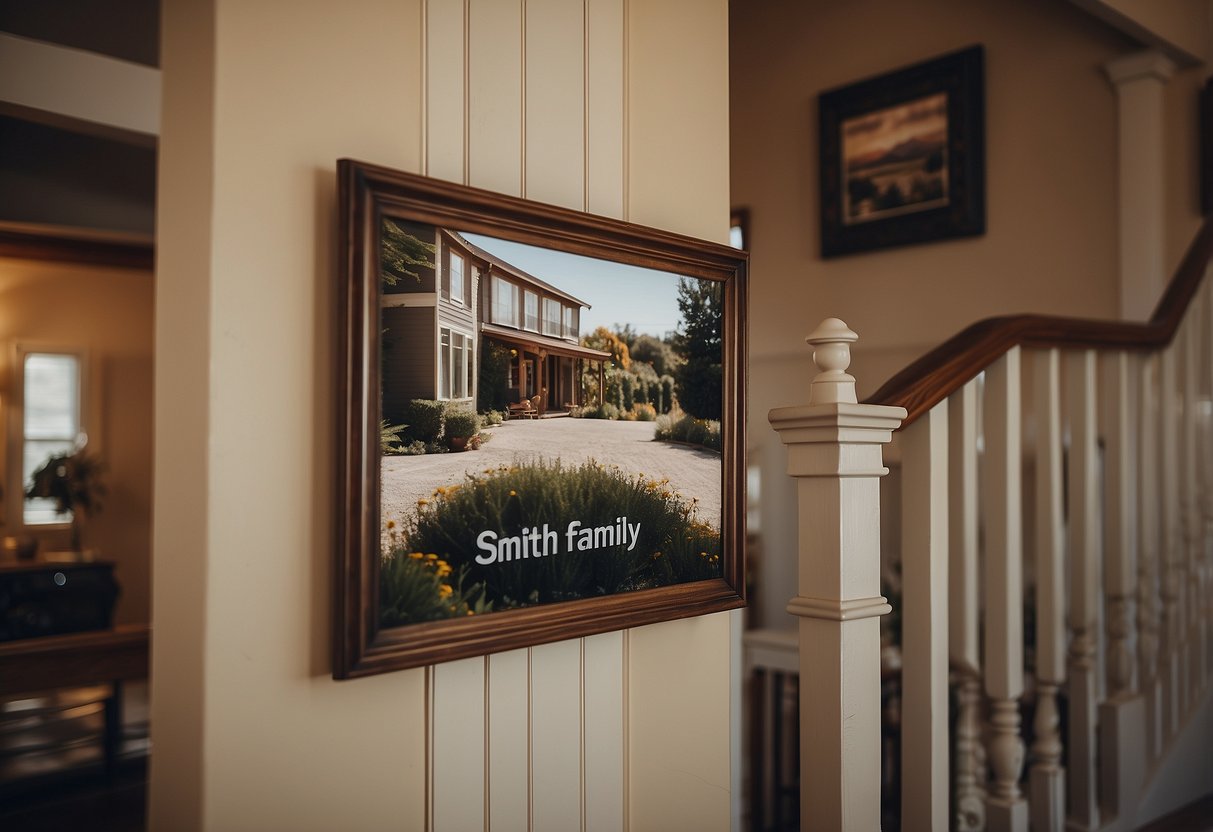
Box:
818 45 985 258
334 160 748 679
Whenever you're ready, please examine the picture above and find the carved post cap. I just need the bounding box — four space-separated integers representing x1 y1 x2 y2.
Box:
807 317 858 405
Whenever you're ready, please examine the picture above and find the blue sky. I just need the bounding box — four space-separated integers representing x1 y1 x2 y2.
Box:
462 232 685 338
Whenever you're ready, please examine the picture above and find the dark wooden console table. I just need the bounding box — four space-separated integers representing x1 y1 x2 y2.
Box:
0 624 150 775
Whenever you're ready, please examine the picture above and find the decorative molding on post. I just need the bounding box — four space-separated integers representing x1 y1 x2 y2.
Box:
1103 50 1176 321
769 318 905 831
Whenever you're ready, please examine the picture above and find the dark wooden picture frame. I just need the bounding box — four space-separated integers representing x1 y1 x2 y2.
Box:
819 45 985 258
335 160 747 679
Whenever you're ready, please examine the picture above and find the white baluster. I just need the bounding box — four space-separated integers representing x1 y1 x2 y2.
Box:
1182 318 1204 704
1031 350 1066 832
950 381 985 832
982 348 1028 832
1160 344 1181 739
1175 321 1193 712
1098 350 1147 815
1065 349 1100 830
1203 282 1213 685
768 318 904 831
1137 353 1163 760
901 403 949 831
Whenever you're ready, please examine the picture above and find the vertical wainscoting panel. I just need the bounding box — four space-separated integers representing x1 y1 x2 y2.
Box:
426 0 467 183
583 632 626 832
488 649 531 832
531 639 585 830
425 3 485 831
585 0 625 219
524 0 586 208
468 0 524 197
432 658 488 830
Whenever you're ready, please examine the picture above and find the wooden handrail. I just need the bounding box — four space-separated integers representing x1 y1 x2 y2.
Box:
865 216 1213 426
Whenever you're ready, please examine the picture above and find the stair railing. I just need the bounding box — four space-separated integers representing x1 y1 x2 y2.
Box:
770 217 1213 832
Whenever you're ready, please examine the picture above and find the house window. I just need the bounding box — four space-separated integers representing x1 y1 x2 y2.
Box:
492 276 519 326
562 306 577 339
542 298 561 337
22 351 83 525
449 252 465 305
524 290 539 331
439 327 473 400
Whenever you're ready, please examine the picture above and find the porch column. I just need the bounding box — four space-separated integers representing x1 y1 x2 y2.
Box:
768 318 905 830
1104 50 1175 321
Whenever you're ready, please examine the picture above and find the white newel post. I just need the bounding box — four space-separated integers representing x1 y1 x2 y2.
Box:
769 319 905 831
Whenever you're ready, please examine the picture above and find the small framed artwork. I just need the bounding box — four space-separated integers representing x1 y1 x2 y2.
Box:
335 160 747 679
819 45 985 258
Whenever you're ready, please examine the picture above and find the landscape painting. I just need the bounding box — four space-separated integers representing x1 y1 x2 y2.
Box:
334 159 746 678
378 223 723 626
841 92 948 224
818 45 985 258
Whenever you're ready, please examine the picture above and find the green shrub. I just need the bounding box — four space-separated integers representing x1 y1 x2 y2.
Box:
379 542 493 627
444 407 481 439
632 403 656 422
654 411 721 451
481 409 505 427
659 376 675 414
398 439 427 456
404 399 445 442
381 421 407 454
621 374 636 411
478 341 513 413
393 460 721 611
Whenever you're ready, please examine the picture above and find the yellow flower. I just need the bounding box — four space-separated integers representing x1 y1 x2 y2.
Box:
425 553 438 561
408 552 424 560
652 551 662 560
509 490 517 497
438 584 453 599
417 498 429 506
386 520 396 530
466 610 475 616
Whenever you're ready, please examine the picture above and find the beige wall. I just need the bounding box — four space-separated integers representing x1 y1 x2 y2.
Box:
732 0 1207 629
0 257 153 625
153 0 732 829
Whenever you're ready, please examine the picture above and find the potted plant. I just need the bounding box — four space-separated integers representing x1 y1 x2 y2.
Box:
25 447 106 552
443 408 481 452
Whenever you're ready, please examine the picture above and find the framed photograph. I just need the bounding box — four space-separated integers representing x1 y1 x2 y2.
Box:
819 45 985 258
335 160 747 679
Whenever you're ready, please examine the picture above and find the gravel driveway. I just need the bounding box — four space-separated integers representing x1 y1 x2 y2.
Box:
381 417 721 530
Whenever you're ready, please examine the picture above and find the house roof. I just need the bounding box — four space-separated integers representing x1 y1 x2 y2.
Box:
481 323 612 362
444 230 593 308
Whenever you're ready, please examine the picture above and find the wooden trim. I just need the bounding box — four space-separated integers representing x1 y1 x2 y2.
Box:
865 215 1213 426
335 160 748 679
0 624 150 696
0 224 154 270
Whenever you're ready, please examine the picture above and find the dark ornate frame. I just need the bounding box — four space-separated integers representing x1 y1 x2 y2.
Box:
819 45 985 258
335 159 747 679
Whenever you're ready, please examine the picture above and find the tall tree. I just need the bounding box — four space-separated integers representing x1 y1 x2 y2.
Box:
672 277 722 420
581 326 632 370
